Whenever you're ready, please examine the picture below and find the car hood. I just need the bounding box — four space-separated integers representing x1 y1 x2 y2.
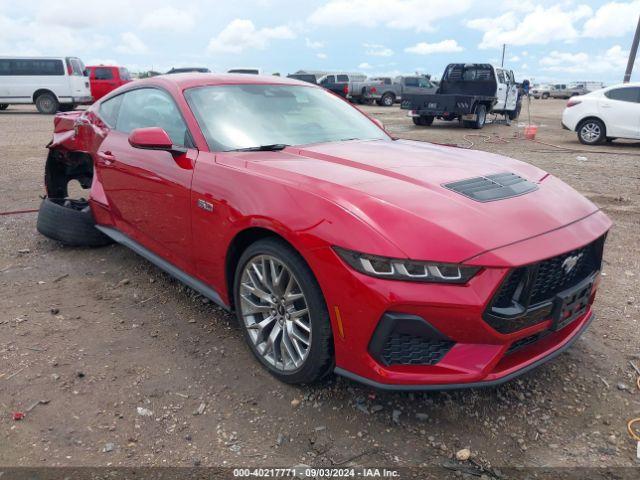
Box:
219 139 600 264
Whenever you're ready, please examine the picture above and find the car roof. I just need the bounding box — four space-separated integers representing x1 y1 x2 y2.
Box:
137 73 314 90
604 82 640 89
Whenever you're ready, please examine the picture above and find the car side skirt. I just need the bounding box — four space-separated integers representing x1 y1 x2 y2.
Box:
96 226 230 311
334 312 593 391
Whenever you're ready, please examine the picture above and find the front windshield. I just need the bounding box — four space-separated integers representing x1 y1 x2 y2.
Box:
184 84 389 151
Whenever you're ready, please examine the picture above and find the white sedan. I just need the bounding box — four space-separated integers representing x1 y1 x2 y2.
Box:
561 82 640 145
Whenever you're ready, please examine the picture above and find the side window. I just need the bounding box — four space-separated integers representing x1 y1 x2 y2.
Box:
336 74 349 82
605 87 640 103
116 88 189 146
404 77 418 87
95 67 114 80
119 68 131 81
0 59 10 75
98 94 124 127
418 78 431 88
496 70 506 83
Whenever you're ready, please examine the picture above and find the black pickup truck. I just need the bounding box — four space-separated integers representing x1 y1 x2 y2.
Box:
401 63 521 129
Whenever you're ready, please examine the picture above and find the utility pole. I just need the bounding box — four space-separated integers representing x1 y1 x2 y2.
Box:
624 15 640 83
501 44 506 67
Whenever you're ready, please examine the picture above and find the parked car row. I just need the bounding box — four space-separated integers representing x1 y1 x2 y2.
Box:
531 82 606 99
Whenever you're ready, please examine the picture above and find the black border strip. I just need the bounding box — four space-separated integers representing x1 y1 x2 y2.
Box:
96 225 230 311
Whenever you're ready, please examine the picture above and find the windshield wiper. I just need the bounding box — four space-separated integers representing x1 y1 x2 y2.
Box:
231 144 290 152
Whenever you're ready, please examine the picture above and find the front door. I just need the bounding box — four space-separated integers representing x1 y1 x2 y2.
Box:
95 87 197 272
494 68 508 110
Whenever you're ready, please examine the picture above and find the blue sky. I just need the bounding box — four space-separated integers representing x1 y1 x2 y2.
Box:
0 0 638 84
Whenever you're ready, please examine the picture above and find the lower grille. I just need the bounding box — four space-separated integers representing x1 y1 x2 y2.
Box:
506 330 551 354
484 236 605 334
381 333 454 366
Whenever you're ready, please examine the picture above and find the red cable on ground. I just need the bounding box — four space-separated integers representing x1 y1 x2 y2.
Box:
0 209 39 216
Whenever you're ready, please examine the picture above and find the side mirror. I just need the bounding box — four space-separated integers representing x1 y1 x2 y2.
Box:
128 127 187 153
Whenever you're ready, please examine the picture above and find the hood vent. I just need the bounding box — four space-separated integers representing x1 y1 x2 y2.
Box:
443 172 538 202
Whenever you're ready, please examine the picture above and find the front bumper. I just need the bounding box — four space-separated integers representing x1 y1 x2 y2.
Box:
336 311 594 390
303 212 610 390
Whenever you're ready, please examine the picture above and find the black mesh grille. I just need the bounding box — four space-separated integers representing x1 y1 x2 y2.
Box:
506 331 551 354
381 333 454 366
529 245 599 305
484 236 605 334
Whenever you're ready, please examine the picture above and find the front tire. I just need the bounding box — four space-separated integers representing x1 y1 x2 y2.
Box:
577 119 606 145
35 93 59 114
234 238 333 384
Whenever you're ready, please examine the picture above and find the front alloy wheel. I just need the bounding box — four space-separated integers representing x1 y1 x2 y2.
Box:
234 238 333 384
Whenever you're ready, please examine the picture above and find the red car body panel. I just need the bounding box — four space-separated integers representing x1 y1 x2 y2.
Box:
45 74 612 389
86 66 132 101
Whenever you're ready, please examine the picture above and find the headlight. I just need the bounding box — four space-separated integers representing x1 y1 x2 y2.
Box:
333 247 480 284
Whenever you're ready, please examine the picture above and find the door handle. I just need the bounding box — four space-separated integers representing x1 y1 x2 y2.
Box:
600 104 612 108
98 150 116 165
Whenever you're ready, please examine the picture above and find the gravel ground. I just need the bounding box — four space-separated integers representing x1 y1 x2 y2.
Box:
0 99 639 474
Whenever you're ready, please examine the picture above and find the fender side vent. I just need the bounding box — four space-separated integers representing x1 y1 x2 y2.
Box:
444 172 538 202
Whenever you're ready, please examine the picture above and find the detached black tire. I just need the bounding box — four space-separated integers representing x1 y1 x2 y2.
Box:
35 93 59 114
234 237 333 384
0 104 8 111
508 103 521 121
37 198 113 247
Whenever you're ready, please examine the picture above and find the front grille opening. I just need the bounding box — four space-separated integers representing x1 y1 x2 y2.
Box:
381 333 454 366
484 235 605 333
506 330 551 354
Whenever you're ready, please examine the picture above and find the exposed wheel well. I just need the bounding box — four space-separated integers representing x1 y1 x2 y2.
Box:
33 89 57 103
45 149 94 199
576 116 606 134
225 227 292 310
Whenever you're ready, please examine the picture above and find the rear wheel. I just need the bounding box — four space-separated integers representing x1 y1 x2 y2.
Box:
35 93 59 114
380 92 395 107
577 119 606 145
464 104 486 129
234 238 333 384
0 104 8 111
412 115 434 126
541 93 549 99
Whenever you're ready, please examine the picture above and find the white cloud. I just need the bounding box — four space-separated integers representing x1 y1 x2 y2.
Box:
468 5 593 49
509 55 520 62
140 7 195 31
539 45 628 74
363 43 394 57
305 38 324 49
583 1 640 38
405 39 463 54
309 0 471 32
358 62 373 69
207 19 295 54
316 52 328 59
116 32 149 54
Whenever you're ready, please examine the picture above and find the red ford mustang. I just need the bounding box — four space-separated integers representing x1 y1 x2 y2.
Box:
37 74 611 389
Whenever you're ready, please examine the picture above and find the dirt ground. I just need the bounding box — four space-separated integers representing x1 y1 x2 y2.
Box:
1 99 639 475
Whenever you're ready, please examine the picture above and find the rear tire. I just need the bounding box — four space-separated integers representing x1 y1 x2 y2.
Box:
380 93 395 107
234 238 333 385
412 115 434 126
464 104 486 129
36 198 113 247
541 93 549 99
35 93 59 114
0 104 8 111
577 119 606 145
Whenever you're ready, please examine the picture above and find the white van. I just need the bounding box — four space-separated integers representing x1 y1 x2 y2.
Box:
0 57 93 114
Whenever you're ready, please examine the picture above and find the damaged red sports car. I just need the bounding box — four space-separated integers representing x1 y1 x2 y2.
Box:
37 74 611 389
